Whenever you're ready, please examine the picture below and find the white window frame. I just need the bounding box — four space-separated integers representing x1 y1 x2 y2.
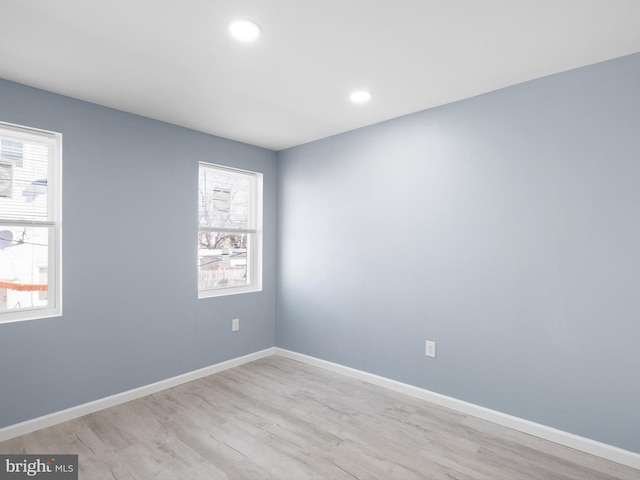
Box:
198 162 262 298
0 121 62 324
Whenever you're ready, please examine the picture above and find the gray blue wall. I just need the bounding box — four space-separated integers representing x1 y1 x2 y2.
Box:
0 79 277 428
277 53 640 453
2 52 639 455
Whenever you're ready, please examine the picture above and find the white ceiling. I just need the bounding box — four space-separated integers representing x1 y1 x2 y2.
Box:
2 1 640 151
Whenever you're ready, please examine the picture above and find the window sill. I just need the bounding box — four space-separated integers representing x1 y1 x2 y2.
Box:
198 285 262 299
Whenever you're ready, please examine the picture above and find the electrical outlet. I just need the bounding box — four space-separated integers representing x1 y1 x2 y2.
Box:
232 318 239 332
426 340 436 358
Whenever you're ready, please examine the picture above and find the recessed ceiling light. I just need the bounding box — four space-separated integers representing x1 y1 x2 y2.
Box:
350 91 372 104
229 20 262 42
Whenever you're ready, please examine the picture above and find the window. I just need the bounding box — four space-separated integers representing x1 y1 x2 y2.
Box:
0 122 62 323
198 163 262 297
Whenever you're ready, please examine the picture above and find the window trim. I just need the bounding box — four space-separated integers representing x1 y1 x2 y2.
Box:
197 162 263 299
0 121 62 324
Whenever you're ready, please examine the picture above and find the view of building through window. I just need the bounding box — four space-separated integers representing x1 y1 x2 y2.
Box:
0 124 60 321
198 163 262 296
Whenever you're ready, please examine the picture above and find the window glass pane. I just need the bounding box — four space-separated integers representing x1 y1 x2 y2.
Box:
199 167 251 230
0 137 49 221
198 162 261 297
0 226 49 312
198 231 249 290
1 140 23 167
0 123 60 323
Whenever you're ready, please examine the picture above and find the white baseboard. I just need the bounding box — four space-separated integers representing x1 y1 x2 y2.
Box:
0 347 275 443
2 346 638 472
274 348 640 471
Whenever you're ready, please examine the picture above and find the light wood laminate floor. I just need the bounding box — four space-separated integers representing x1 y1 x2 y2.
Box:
0 356 638 479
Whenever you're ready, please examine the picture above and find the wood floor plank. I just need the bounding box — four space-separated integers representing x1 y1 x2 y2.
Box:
0 356 638 479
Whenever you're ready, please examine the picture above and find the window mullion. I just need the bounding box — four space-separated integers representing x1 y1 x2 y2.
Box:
0 219 56 227
199 227 257 234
